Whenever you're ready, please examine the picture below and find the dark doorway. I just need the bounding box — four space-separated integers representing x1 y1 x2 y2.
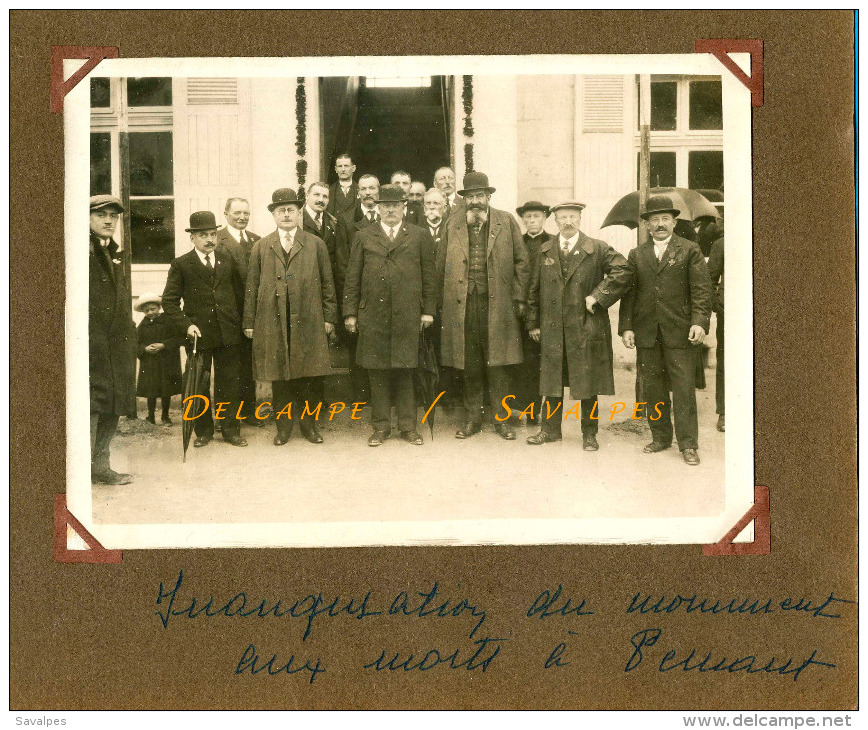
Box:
320 76 452 188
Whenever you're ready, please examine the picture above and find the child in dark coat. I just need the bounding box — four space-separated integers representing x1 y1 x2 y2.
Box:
135 293 183 425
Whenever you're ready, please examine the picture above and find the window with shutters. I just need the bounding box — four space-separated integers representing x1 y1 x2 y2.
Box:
90 77 175 266
582 76 625 133
635 75 724 200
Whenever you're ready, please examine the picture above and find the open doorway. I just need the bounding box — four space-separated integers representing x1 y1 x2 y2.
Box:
320 75 452 188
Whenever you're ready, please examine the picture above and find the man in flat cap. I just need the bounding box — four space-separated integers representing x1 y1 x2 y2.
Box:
162 211 248 448
437 172 530 440
244 188 337 446
526 202 632 450
343 184 437 446
618 195 712 465
514 200 553 425
88 195 137 485
215 197 262 427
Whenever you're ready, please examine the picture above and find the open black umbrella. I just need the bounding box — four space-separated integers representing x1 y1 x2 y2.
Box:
602 187 720 230
181 333 209 462
414 326 440 440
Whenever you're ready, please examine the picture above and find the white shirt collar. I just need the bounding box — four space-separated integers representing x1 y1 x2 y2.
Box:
224 225 243 243
194 248 214 265
339 180 352 190
559 231 580 250
279 227 297 248
653 235 673 249
380 221 401 237
428 218 442 229
306 205 322 223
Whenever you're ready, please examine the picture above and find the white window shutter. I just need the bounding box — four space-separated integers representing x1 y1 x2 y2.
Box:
186 78 238 105
582 76 624 133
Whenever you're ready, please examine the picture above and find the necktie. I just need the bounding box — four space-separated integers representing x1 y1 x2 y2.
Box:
367 211 375 222
239 231 246 245
316 213 322 229
562 239 571 257
388 227 396 241
204 253 214 274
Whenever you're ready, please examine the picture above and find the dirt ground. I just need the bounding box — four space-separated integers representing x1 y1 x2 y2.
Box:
94 362 724 526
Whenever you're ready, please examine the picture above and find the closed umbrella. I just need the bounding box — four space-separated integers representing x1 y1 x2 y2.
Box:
181 334 209 462
414 326 440 440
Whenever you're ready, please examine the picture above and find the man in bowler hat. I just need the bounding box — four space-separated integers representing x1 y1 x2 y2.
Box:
244 188 337 446
89 195 137 484
618 195 712 465
343 184 437 446
436 172 529 440
162 211 248 448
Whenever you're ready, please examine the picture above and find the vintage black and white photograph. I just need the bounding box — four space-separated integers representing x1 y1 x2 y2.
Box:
66 54 753 548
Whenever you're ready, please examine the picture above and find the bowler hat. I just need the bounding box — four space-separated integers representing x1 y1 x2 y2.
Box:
516 200 550 217
374 184 407 204
134 292 162 312
550 201 587 214
458 171 496 196
268 188 302 212
640 195 681 220
185 211 219 232
89 194 125 213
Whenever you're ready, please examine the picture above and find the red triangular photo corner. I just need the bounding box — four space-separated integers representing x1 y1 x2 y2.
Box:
50 45 119 114
54 494 123 564
694 39 764 107
702 485 771 556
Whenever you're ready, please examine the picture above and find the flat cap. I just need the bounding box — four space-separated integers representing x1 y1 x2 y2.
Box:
89 194 125 213
550 201 586 213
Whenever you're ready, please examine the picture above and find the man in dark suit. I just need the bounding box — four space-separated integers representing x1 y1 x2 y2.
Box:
302 181 340 275
618 195 712 465
162 211 248 448
391 170 423 226
215 197 262 426
89 195 137 485
343 185 437 446
434 166 462 222
327 153 358 218
514 200 553 427
422 188 446 254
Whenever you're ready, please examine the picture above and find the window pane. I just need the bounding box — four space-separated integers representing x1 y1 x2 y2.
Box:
688 151 724 191
650 151 677 188
650 82 677 131
130 199 175 264
127 77 172 107
90 78 111 108
90 133 112 195
689 80 723 130
129 132 173 196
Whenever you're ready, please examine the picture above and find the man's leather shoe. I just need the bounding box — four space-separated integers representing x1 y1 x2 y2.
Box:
161 417 173 426
224 434 248 447
145 415 156 425
682 448 700 465
301 426 324 444
248 419 266 428
643 440 671 453
583 434 599 451
401 430 424 445
495 422 516 440
273 431 290 446
526 430 561 445
193 435 212 448
92 469 133 485
368 430 390 446
455 422 482 439
717 415 725 432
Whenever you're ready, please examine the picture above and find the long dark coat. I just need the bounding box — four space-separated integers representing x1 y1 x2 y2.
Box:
303 208 339 276
243 229 337 381
617 234 712 349
135 313 183 398
161 248 245 351
342 222 436 369
436 207 529 369
89 233 136 416
215 226 260 285
527 233 632 399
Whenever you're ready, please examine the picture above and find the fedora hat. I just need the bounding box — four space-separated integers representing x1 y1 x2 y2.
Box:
267 188 302 212
134 292 162 312
550 201 587 214
458 171 496 196
185 211 219 232
89 194 125 213
516 200 550 217
374 184 407 204
640 195 681 220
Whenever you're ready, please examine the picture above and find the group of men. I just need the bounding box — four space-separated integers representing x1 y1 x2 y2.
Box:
88 153 719 485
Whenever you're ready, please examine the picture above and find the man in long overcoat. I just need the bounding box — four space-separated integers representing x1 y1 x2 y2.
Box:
89 195 137 484
343 184 437 446
526 202 632 450
215 196 261 425
243 188 337 446
618 195 712 465
162 211 248 448
437 172 529 440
